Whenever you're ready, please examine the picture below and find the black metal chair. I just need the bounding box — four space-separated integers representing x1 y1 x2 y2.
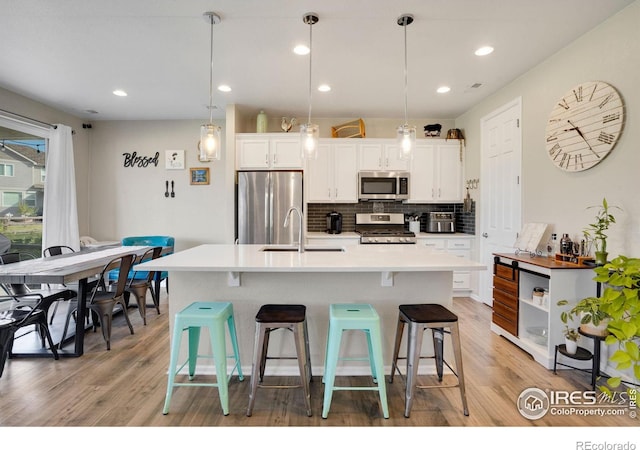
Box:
0 253 76 324
43 245 75 257
124 246 163 325
42 245 78 324
61 253 136 350
0 292 59 378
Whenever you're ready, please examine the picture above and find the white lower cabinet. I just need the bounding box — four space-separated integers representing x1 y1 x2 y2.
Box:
416 236 474 296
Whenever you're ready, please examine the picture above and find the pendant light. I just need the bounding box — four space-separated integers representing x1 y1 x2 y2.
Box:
199 12 222 162
300 12 319 160
396 14 415 161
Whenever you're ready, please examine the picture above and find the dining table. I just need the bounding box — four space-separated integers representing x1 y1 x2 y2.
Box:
0 245 153 357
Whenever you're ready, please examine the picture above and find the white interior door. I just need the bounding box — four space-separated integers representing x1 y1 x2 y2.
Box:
479 98 522 305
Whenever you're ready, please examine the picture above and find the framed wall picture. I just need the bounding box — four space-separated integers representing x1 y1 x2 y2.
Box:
190 167 210 185
165 150 185 170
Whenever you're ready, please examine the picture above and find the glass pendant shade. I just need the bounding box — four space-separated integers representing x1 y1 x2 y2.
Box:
397 124 416 160
200 123 221 161
300 123 319 159
301 13 320 160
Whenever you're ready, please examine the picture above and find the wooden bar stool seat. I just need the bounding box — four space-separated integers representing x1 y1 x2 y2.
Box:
162 301 243 416
246 304 312 417
390 303 469 417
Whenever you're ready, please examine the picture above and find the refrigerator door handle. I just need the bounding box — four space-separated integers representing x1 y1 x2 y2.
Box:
267 173 274 244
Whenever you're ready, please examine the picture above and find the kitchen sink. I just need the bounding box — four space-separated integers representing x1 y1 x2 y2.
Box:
260 246 345 252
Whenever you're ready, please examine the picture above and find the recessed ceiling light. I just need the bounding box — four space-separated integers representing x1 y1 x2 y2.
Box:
218 84 231 92
318 84 331 92
475 46 494 56
112 89 128 97
294 45 310 55
436 86 451 94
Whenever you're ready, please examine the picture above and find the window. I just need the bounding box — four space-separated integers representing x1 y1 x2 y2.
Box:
0 163 14 177
24 191 36 207
0 121 47 258
40 168 46 182
2 191 22 207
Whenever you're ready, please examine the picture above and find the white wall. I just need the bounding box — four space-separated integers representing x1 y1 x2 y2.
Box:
457 0 640 258
87 120 233 250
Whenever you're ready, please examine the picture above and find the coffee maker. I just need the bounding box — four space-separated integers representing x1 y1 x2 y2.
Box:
326 211 343 234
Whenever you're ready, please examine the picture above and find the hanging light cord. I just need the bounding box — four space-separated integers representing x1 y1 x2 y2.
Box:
307 20 313 125
208 14 214 124
402 17 409 127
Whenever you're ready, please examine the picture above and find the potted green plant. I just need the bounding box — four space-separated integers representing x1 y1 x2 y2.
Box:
593 255 640 392
563 326 580 354
557 295 611 337
582 198 621 265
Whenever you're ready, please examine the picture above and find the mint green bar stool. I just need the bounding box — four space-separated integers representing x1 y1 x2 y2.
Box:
322 303 389 419
162 302 243 416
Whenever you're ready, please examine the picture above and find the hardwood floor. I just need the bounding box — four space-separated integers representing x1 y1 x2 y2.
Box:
0 290 636 434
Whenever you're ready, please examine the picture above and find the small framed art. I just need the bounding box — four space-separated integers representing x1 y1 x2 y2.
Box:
165 150 185 170
190 167 210 185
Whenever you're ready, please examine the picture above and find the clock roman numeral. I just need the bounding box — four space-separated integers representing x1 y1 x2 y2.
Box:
599 93 613 109
560 152 569 168
558 98 570 110
603 112 620 123
549 143 561 158
576 153 584 170
546 132 558 142
589 84 598 101
598 131 614 145
573 86 583 102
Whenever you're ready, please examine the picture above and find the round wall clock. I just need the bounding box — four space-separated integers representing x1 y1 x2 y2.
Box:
545 81 624 172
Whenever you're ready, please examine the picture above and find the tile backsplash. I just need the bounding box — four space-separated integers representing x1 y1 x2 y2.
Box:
307 201 475 234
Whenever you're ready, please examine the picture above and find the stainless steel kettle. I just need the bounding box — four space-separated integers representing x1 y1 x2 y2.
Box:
326 211 342 234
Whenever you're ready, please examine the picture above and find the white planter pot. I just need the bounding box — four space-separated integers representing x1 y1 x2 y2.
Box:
579 319 610 337
565 339 578 354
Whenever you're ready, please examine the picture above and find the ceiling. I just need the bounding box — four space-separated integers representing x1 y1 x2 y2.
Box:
0 0 634 122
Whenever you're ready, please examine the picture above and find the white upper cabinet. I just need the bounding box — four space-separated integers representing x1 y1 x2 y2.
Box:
307 140 358 203
409 140 464 203
358 140 409 171
236 134 303 170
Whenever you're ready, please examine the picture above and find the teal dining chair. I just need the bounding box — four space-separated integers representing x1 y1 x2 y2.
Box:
108 236 174 300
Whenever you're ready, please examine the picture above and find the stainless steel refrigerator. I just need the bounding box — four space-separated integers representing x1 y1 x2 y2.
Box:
236 171 303 245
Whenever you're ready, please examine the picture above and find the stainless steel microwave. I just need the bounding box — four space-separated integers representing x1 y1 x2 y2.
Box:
358 171 410 201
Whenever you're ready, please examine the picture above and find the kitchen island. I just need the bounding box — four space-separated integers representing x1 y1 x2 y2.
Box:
136 244 486 375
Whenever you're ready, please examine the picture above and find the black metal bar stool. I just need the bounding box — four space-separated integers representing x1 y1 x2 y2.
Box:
389 303 469 417
246 304 312 417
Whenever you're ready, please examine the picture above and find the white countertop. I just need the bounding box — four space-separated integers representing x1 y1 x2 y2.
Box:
135 243 485 273
307 231 475 239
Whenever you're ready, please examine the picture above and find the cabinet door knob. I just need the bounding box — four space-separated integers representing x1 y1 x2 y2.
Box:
482 232 489 238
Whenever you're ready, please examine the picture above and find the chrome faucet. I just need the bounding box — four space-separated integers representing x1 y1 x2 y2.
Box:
284 206 304 253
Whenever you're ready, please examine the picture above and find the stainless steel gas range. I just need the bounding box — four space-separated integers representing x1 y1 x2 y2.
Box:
355 213 416 244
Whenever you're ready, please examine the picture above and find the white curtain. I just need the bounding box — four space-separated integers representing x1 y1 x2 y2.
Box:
43 124 80 251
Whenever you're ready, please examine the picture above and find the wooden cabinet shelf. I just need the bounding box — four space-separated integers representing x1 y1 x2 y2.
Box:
491 253 596 369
